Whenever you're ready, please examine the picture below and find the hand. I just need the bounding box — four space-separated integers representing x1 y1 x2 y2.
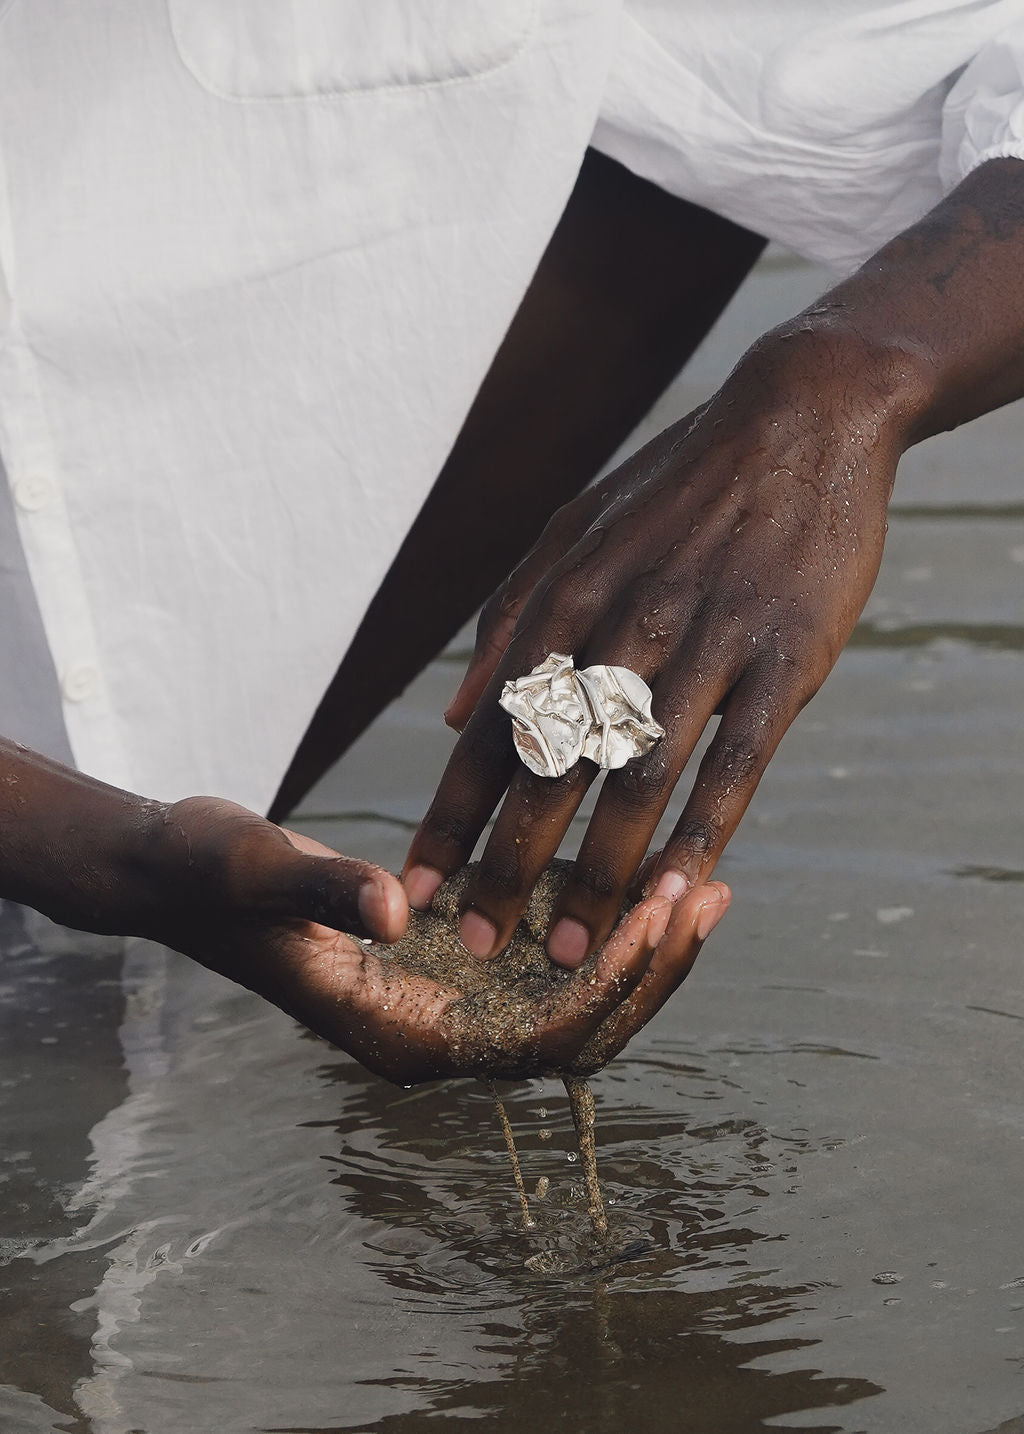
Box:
405 325 904 966
318 876 727 1084
147 797 727 1084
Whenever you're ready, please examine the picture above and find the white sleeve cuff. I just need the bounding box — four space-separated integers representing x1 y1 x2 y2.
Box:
940 24 1024 191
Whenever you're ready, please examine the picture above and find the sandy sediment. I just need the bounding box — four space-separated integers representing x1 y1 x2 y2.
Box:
366 860 627 1079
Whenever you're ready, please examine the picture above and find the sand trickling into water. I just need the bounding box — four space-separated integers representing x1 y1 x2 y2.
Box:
362 861 622 1233
564 1076 608 1236
488 1080 535 1229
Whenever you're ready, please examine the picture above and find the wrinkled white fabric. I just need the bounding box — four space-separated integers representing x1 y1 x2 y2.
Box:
0 1 1022 812
595 0 1024 274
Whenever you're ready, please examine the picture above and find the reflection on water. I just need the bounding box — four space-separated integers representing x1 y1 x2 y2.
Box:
0 902 127 1434
0 925 888 1434
1 250 1023 1431
1 600 1022 1434
303 1052 882 1432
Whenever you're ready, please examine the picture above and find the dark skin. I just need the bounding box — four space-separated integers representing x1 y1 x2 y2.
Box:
3 155 1022 1076
271 152 765 820
404 157 1024 969
2 155 749 1082
0 743 725 1084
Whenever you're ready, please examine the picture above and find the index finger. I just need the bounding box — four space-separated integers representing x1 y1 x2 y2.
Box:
403 574 607 912
530 895 673 1071
454 895 672 1081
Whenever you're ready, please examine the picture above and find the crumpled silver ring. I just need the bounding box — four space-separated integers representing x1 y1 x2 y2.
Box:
498 652 665 779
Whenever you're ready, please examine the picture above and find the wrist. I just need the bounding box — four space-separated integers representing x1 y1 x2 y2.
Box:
0 738 171 937
48 786 172 938
756 314 936 453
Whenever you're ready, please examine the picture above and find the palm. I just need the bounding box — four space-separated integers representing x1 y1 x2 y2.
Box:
155 804 725 1086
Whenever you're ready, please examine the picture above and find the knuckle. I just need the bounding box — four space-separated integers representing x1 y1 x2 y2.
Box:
471 846 531 905
775 618 839 679
480 583 519 637
420 798 479 858
671 814 722 860
534 566 602 632
495 578 524 623
612 743 674 808
570 860 620 904
426 723 511 818
766 651 826 714
705 732 765 788
743 658 819 727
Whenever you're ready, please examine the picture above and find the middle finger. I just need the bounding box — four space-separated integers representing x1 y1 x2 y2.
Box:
457 619 729 960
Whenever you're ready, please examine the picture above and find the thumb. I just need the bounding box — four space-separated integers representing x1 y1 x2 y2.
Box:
275 828 409 942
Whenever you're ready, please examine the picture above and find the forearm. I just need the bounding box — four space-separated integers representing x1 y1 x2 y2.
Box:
0 737 164 934
787 157 1024 446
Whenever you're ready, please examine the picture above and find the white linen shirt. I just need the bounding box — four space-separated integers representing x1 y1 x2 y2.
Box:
0 0 1022 813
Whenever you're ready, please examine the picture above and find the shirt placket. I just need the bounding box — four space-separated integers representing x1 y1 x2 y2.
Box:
0 126 134 792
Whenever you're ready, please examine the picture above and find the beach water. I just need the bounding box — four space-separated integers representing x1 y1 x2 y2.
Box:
1 250 1022 1434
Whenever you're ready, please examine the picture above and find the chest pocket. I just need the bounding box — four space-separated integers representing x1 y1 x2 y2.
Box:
166 0 539 101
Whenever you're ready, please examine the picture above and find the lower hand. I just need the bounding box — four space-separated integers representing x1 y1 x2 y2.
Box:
144 796 727 1084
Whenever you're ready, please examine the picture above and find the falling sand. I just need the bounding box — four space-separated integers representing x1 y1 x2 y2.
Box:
564 1076 608 1236
366 861 619 1236
488 1080 534 1229
489 1077 608 1237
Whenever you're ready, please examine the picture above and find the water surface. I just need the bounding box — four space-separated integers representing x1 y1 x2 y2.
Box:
1 251 1022 1433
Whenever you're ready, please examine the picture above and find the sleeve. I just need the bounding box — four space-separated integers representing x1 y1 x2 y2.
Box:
940 21 1024 190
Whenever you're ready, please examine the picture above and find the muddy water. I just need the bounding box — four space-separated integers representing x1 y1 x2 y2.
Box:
1 250 1023 1433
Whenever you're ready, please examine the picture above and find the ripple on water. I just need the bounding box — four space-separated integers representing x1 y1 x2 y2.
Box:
298 1037 885 1430
312 1040 846 1298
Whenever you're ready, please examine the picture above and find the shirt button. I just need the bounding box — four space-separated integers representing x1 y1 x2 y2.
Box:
61 665 100 703
13 473 55 512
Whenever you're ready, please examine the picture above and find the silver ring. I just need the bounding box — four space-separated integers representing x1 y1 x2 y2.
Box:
498 652 665 779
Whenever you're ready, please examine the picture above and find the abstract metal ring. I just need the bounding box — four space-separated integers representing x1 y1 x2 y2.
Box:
498 652 664 779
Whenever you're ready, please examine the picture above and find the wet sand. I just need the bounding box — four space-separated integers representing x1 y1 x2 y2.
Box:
1 248 1022 1433
365 859 628 1082
370 864 615 1235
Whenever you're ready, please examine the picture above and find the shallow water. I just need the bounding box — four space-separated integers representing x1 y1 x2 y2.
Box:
2 251 1023 1433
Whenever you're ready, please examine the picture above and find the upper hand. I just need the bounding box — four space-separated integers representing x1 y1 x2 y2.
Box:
404 326 904 966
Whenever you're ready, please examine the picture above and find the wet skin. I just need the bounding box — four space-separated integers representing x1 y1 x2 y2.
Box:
271 151 766 820
0 153 749 1083
405 157 1024 970
3 155 1024 1081
0 764 726 1085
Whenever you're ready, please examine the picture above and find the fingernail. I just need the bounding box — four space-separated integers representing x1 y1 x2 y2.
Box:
358 879 382 933
405 865 443 910
460 910 497 959
547 917 590 969
697 897 728 942
652 870 690 903
647 900 672 948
